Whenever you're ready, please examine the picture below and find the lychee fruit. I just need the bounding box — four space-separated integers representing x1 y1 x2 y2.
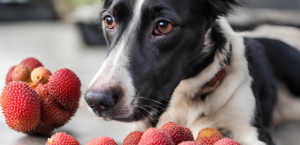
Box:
34 83 76 128
123 131 143 145
86 137 118 145
159 122 183 144
5 65 16 85
214 138 240 145
180 126 194 142
11 65 31 82
197 128 222 138
26 122 56 135
31 67 52 84
20 57 43 71
46 132 80 145
196 134 223 145
178 141 201 145
48 68 81 110
138 128 175 145
0 81 40 132
33 83 50 100
42 98 75 128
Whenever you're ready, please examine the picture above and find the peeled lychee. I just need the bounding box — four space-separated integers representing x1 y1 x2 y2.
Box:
48 68 81 110
20 57 43 71
178 141 201 145
159 122 183 144
46 132 80 145
0 81 40 132
5 65 16 85
86 137 118 145
180 126 194 142
123 131 143 145
214 138 240 145
31 67 52 84
197 128 222 138
12 65 31 82
138 128 175 145
196 135 223 145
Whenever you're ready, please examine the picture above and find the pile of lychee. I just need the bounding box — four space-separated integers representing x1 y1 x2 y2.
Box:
46 122 240 145
0 57 81 134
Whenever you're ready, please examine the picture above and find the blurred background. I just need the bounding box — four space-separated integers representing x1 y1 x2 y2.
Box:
0 0 300 144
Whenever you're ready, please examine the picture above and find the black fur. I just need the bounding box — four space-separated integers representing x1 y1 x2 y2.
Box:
244 38 277 145
86 1 300 144
256 38 300 97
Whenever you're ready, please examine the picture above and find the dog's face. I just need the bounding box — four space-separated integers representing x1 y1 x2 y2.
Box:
85 0 237 123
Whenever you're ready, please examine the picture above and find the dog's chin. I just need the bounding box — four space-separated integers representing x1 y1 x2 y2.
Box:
92 109 145 123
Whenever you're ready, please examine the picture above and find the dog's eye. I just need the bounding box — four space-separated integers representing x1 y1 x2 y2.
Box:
154 20 173 35
104 16 115 29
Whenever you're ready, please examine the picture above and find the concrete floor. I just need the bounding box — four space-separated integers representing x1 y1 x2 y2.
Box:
0 21 300 145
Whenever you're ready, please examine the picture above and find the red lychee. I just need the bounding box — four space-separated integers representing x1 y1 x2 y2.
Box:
123 131 144 145
178 141 201 145
31 67 52 84
5 65 16 85
12 65 31 82
20 57 43 71
196 135 223 145
48 68 81 110
159 122 183 144
214 138 240 145
180 126 194 142
33 83 50 100
46 132 80 145
86 137 118 145
138 128 175 145
34 83 76 128
0 81 40 132
26 122 56 135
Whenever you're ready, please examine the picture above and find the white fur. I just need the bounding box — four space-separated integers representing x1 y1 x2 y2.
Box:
133 18 266 145
238 25 300 51
273 82 300 126
88 0 146 117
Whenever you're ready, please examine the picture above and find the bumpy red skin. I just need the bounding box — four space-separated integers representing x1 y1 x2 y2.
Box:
159 122 184 144
214 138 240 145
31 84 76 134
178 141 201 145
196 135 223 145
86 137 118 145
123 131 143 145
20 57 43 71
5 66 16 85
180 126 194 142
46 132 80 145
0 81 40 132
138 128 175 145
48 68 81 111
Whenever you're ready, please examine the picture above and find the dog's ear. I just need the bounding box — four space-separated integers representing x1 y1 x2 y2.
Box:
203 0 239 20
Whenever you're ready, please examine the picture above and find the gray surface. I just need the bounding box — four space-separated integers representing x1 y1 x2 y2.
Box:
0 21 300 145
241 0 300 10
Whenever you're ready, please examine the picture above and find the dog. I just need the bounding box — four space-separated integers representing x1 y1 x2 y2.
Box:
84 0 300 144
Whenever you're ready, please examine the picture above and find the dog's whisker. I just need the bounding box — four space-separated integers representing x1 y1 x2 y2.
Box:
131 105 155 122
136 97 167 106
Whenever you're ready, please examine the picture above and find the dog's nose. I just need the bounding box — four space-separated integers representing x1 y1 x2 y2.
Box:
85 90 118 112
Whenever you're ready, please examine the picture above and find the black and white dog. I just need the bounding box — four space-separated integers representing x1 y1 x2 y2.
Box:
84 0 300 144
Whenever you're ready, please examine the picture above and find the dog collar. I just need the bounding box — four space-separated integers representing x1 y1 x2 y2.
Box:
200 69 225 96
